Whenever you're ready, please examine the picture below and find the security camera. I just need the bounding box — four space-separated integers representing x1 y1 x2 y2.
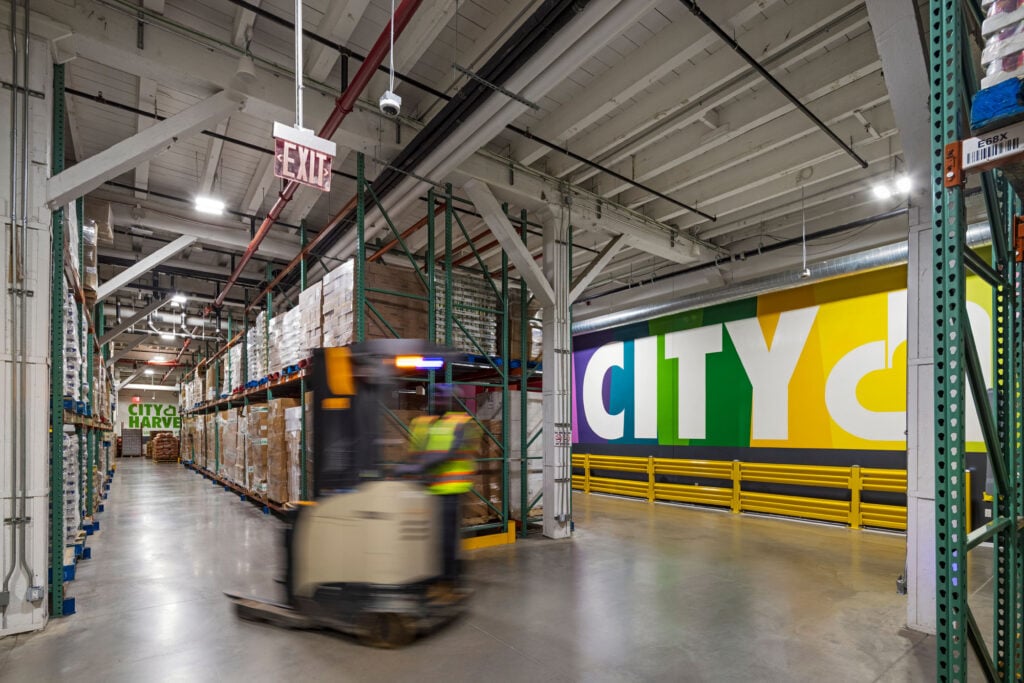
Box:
379 90 401 117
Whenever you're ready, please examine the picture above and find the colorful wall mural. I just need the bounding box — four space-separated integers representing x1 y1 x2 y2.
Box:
572 265 992 455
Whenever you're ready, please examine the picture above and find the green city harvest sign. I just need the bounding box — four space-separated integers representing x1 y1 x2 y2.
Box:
127 403 181 430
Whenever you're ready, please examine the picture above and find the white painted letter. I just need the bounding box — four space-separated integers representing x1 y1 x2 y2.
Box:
634 336 658 439
727 307 818 440
664 326 722 440
582 342 625 440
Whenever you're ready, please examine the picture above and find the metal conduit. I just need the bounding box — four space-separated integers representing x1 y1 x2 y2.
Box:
17 0 31 588
210 0 426 313
572 222 994 335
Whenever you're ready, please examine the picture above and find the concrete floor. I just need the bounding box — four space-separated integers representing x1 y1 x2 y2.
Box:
0 459 993 682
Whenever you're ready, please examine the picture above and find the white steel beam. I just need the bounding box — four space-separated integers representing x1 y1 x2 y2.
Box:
594 29 881 199
231 0 260 48
464 179 555 308
198 120 229 195
305 0 371 81
134 76 158 199
47 90 244 209
109 205 298 262
100 297 168 346
116 370 145 391
512 0 781 166
569 235 624 303
96 235 199 303
121 383 180 392
105 335 147 367
241 155 275 219
551 0 865 181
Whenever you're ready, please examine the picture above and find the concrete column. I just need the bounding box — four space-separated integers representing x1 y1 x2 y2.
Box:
905 205 936 633
542 205 572 539
0 34 54 635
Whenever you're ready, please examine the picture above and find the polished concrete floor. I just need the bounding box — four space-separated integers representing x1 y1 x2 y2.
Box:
0 459 993 682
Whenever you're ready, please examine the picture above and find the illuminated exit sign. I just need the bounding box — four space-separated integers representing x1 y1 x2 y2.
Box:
273 122 337 192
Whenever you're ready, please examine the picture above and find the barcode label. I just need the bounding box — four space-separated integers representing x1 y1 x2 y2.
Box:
963 122 1024 170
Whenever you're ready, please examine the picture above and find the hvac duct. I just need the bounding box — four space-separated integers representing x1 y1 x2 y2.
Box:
572 222 993 335
106 308 231 332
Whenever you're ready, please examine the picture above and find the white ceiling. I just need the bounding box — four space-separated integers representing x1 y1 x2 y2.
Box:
30 0 975 380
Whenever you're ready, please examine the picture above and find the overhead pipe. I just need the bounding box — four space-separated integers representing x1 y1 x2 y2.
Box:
676 0 868 170
572 221 993 335
211 0 426 313
220 0 708 220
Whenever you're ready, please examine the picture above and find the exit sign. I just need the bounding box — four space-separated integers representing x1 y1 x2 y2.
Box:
273 122 337 192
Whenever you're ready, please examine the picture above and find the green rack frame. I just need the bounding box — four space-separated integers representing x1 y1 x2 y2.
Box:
931 1 1024 680
180 152 546 537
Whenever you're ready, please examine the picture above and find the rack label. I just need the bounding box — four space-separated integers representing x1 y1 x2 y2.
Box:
963 121 1024 171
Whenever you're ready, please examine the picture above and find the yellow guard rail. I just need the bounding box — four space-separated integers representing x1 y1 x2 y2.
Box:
572 454 913 531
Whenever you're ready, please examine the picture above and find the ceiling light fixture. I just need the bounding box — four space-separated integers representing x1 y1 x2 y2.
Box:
161 333 175 341
171 294 187 304
895 175 912 193
195 196 225 215
872 184 893 200
152 355 166 362
144 369 154 376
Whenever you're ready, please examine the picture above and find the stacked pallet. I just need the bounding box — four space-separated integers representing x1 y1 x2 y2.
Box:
150 432 179 462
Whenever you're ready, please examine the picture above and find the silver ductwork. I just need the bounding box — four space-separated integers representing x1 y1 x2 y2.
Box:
107 307 231 333
572 222 993 335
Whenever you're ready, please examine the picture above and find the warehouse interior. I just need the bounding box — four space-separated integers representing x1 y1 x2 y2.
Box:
0 0 1014 679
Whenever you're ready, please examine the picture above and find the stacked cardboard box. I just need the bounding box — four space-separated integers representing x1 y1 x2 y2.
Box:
243 405 270 494
151 433 179 462
320 260 429 346
507 294 543 361
300 282 323 354
205 365 219 401
219 409 241 482
477 390 543 519
247 312 268 380
62 428 80 544
437 269 498 356
266 398 300 503
82 219 98 306
202 413 216 470
285 406 303 502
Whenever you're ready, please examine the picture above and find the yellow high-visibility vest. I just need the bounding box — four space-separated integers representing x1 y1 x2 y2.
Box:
409 413 478 495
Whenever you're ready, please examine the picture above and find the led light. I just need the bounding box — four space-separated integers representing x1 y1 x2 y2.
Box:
144 369 154 376
195 196 225 215
394 355 444 370
171 294 187 304
895 175 912 193
872 184 892 200
152 355 166 362
161 333 175 341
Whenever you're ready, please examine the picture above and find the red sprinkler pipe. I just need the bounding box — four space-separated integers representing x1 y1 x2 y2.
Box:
209 0 425 313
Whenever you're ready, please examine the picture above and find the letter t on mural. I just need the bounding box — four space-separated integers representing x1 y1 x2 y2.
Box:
727 307 818 440
664 326 722 440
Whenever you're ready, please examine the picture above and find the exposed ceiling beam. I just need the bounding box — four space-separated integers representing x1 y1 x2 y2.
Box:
97 235 199 302
464 179 555 308
117 368 146 391
512 0 779 166
864 0 929 182
47 90 245 209
551 0 865 182
198 120 229 196
569 235 625 303
134 77 158 200
99 297 168 347
231 0 260 48
106 335 148 367
595 31 881 202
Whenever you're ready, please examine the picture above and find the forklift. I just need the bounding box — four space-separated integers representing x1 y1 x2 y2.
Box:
226 340 471 647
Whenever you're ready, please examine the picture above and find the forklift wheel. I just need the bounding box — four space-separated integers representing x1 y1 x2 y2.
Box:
359 612 415 648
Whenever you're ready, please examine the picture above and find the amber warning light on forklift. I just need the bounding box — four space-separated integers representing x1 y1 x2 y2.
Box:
394 355 444 370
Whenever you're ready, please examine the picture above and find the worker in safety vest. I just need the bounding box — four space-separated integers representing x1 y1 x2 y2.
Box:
408 408 479 582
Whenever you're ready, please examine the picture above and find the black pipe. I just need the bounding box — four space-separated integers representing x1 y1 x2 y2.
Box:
221 0 708 218
99 254 264 289
579 207 909 302
677 0 868 169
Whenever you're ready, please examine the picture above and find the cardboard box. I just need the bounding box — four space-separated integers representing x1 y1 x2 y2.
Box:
266 398 299 503
244 405 270 494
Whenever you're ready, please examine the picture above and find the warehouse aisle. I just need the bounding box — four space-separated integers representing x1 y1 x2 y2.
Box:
0 460 987 682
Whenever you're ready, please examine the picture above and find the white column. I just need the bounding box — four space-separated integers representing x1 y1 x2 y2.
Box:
0 34 53 635
542 205 572 539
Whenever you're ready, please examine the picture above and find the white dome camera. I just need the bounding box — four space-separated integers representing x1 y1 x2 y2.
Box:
379 90 401 117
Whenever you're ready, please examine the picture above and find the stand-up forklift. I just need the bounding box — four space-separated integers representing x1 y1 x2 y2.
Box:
226 340 471 647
